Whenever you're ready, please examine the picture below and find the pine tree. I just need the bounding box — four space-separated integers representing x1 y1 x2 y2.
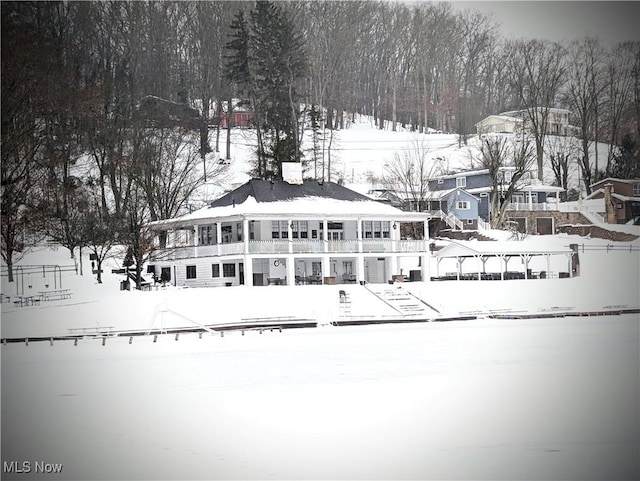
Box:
225 1 307 179
611 134 640 179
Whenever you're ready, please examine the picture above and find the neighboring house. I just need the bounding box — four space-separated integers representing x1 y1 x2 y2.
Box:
423 188 480 230
476 108 577 136
429 168 564 233
475 114 523 135
149 179 435 288
219 110 254 128
587 178 640 224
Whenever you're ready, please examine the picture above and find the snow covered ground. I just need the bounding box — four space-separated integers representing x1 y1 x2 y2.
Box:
2 118 639 480
2 232 639 480
2 315 638 480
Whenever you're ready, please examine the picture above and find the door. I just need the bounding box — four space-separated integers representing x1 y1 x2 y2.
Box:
239 262 244 285
536 218 553 235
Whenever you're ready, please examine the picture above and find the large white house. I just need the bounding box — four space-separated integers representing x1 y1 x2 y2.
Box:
476 108 578 136
149 179 435 287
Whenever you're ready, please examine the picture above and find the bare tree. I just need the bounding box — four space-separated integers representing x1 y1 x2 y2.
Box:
564 38 606 194
505 39 566 181
131 128 228 222
382 138 443 211
604 42 637 175
476 135 536 228
547 136 580 201
455 9 498 145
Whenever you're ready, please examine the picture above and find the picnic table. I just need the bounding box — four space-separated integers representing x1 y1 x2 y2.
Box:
39 289 72 301
13 295 41 307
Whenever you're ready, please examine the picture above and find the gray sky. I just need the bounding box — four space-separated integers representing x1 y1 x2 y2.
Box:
450 1 640 46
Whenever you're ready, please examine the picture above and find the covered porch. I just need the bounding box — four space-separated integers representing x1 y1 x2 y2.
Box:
432 240 578 281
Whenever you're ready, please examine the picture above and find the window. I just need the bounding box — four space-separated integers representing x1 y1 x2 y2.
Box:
633 182 640 196
363 220 390 239
299 221 308 239
503 171 512 183
198 225 214 245
512 193 525 204
212 264 220 278
291 220 308 239
382 221 390 239
363 221 373 239
186 265 197 279
221 224 232 243
456 201 470 210
160 267 171 283
437 178 444 184
223 263 236 277
467 219 474 225
271 220 289 239
456 176 466 188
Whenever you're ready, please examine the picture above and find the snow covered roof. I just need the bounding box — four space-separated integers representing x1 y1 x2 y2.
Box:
587 188 640 202
475 114 523 126
152 179 430 229
423 188 478 202
435 239 574 258
589 177 640 188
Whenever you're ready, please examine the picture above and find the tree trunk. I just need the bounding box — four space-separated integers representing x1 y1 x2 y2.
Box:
6 258 14 283
391 81 397 132
535 137 544 181
96 258 103 284
226 95 232 160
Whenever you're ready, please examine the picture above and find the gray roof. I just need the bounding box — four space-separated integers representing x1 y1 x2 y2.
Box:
210 179 371 207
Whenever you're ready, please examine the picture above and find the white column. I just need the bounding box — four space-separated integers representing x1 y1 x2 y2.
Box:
421 252 430 282
244 255 253 286
216 223 222 257
390 255 398 280
323 220 328 252
424 219 430 241
243 218 249 254
391 221 398 253
528 191 533 210
287 256 295 286
322 255 330 283
357 219 363 253
193 225 199 257
357 255 365 284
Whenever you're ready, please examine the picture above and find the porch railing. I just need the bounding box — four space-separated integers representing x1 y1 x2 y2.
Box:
154 239 430 259
505 202 558 211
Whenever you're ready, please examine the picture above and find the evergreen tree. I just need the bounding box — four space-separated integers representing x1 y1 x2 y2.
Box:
610 134 640 179
226 1 307 179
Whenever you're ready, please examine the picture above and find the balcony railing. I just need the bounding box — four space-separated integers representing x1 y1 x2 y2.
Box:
154 239 429 260
506 202 558 212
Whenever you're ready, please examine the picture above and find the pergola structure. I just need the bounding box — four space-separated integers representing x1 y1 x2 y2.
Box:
433 240 578 280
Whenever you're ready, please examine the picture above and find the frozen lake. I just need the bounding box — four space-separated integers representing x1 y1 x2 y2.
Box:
2 314 638 480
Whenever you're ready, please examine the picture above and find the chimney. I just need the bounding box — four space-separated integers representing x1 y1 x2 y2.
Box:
603 183 616 224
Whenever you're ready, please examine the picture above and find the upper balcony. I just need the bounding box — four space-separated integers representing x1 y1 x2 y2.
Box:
153 239 430 261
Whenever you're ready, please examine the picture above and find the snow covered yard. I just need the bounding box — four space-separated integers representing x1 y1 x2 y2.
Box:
2 197 639 480
2 315 638 480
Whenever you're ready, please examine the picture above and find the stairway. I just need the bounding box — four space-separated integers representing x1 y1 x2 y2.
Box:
364 284 440 318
